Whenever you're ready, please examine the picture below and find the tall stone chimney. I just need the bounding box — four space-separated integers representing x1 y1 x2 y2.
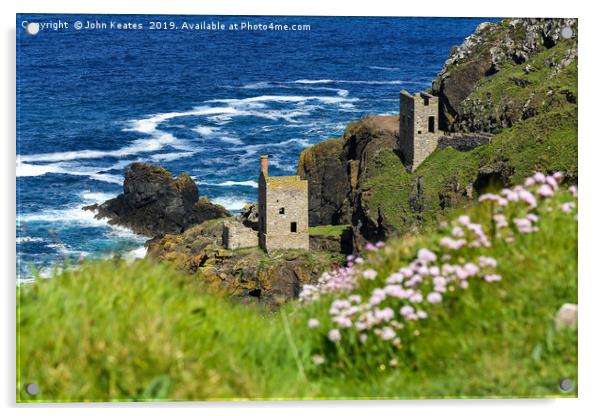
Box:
260 155 268 176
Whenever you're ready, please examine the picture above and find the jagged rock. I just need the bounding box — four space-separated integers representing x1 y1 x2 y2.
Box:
554 303 578 330
297 115 398 228
238 203 259 231
84 163 230 237
146 218 341 308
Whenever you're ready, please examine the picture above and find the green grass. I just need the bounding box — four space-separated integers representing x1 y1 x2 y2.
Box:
18 190 577 402
309 224 351 237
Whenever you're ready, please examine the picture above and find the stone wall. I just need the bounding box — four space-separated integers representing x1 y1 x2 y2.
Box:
437 132 493 151
222 220 258 250
259 175 309 252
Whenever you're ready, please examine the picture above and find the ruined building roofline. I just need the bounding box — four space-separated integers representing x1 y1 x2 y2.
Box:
400 90 436 99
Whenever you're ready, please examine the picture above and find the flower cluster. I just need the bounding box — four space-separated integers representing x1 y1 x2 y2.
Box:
303 172 577 367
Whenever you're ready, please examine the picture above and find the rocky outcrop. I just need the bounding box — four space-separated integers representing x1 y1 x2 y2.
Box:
297 116 400 250
298 115 399 229
146 218 341 308
84 163 230 237
297 138 352 226
432 18 577 132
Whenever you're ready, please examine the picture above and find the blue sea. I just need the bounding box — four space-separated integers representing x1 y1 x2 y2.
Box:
16 14 493 281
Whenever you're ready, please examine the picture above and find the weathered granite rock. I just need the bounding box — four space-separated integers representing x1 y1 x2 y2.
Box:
554 303 578 330
238 203 259 231
146 218 341 308
84 163 230 237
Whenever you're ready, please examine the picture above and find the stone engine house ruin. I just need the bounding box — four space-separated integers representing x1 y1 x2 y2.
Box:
258 155 309 252
399 90 493 172
399 91 440 171
222 156 309 253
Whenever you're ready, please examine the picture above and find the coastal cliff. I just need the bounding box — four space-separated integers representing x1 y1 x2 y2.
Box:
299 18 578 249
432 18 577 132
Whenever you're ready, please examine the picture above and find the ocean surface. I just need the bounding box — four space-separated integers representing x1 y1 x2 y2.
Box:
16 14 493 281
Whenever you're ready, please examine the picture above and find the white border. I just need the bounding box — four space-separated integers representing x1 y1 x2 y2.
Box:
2 1 600 415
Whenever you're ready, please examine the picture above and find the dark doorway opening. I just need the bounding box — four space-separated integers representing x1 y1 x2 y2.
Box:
290 222 297 232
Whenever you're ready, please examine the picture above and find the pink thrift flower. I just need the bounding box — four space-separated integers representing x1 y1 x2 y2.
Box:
386 272 404 284
311 355 325 365
484 274 502 282
365 242 377 251
562 202 576 213
464 262 480 276
379 326 396 341
376 241 385 248
416 310 428 319
533 172 546 184
458 215 471 226
348 294 362 303
433 276 446 287
409 292 423 303
546 176 559 190
328 329 341 342
363 269 377 280
518 189 537 208
452 226 464 237
569 185 578 198
440 237 466 250
375 307 394 322
417 248 437 264
400 305 414 316
427 292 443 304
307 319 320 329
538 184 554 197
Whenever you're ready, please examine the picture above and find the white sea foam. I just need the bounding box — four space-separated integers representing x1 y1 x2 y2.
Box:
80 190 117 203
16 236 46 244
212 196 251 211
150 152 196 162
294 79 335 84
123 246 148 263
18 92 353 166
207 95 358 105
16 162 64 177
16 159 125 185
192 125 220 136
